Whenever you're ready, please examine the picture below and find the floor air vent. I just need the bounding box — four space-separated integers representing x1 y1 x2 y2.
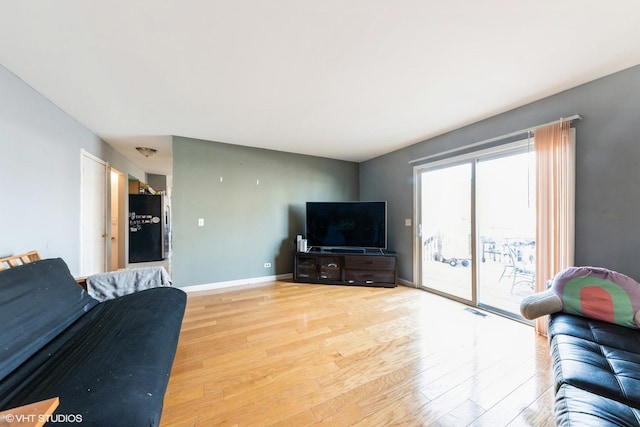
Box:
464 307 488 317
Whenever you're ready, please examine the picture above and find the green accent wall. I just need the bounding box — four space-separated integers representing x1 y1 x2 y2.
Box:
172 136 359 287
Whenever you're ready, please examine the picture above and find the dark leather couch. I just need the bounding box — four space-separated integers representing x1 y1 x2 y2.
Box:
548 312 640 426
0 258 186 426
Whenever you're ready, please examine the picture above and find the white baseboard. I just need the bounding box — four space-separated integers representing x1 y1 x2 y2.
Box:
181 273 293 293
182 274 414 292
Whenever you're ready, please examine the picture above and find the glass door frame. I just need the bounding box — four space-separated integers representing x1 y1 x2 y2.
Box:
415 159 477 306
413 139 533 315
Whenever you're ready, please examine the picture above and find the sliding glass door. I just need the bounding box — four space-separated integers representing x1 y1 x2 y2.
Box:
417 143 535 320
476 151 535 316
420 163 473 302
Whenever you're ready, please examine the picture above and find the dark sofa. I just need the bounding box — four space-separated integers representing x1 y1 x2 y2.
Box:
548 312 640 426
520 266 640 426
0 258 186 426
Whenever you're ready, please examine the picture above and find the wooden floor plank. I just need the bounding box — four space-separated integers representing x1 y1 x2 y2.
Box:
161 281 553 426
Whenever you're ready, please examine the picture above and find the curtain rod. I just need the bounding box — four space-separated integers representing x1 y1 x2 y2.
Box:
408 114 582 165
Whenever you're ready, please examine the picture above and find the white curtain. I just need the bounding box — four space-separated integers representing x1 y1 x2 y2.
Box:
534 120 575 335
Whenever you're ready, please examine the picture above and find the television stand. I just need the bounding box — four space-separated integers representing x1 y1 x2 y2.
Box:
293 250 397 288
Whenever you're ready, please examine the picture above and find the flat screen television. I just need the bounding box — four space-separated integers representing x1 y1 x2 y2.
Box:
305 201 387 249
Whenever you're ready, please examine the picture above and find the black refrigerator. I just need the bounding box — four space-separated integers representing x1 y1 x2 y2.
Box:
129 194 165 263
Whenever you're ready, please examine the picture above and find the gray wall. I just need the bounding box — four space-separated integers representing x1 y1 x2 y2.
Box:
4 57 638 283
361 64 640 282
172 136 359 287
0 65 146 275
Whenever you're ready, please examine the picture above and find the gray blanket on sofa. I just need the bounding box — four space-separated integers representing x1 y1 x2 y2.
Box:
86 266 172 301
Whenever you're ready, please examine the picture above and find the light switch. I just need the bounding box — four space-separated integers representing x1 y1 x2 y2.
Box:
405 218 412 226
198 218 204 226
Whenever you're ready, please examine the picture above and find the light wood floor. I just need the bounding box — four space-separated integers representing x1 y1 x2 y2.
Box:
161 281 555 426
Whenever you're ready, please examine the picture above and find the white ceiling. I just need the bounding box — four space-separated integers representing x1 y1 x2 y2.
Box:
2 1 640 176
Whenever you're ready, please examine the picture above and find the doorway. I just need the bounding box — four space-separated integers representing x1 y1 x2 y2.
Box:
110 168 127 271
416 141 535 320
420 162 473 302
476 151 535 316
80 150 108 276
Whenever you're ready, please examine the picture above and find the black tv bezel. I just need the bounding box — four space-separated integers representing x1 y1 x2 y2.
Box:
304 201 388 250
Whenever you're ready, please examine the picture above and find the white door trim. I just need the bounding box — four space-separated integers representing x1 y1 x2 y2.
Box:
80 149 109 276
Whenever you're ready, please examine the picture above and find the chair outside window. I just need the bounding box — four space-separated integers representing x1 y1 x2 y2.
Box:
499 242 535 292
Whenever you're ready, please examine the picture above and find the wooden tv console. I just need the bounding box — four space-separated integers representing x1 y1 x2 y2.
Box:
293 250 397 288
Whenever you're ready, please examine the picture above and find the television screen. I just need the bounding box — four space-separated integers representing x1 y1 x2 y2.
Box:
305 201 387 249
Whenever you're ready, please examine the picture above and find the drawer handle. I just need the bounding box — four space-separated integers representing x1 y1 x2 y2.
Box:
365 280 374 284
364 261 374 264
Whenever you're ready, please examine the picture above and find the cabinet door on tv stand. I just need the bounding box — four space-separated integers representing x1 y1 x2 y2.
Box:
295 255 319 280
294 253 342 283
318 256 341 280
344 254 397 287
344 255 395 270
344 270 396 287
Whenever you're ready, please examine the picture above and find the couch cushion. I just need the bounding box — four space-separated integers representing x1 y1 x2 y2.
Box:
555 384 640 427
551 332 640 407
0 286 186 426
549 312 640 354
0 258 98 381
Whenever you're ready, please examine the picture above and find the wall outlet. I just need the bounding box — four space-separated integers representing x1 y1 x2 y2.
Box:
264 262 272 268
